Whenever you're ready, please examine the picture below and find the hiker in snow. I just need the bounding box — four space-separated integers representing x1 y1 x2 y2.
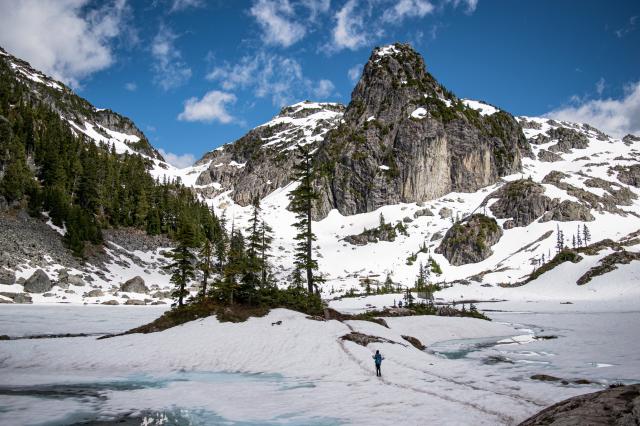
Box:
372 350 384 377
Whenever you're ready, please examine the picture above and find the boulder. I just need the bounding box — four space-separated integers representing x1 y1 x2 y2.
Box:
438 207 452 219
23 269 52 293
413 208 434 218
124 299 145 305
435 214 503 266
0 292 33 304
537 149 563 162
519 384 640 426
101 300 120 305
67 275 85 287
84 289 104 298
0 268 16 285
120 276 149 294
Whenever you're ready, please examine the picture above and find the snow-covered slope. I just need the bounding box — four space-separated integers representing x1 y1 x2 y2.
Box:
204 113 640 308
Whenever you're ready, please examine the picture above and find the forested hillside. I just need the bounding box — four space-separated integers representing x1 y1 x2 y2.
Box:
0 57 220 258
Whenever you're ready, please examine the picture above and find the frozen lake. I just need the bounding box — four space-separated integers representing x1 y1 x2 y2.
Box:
0 305 169 337
1 304 639 425
433 310 640 385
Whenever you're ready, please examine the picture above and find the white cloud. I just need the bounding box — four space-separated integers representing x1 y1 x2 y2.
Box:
595 77 605 96
546 81 640 138
615 15 637 38
169 0 203 12
151 24 192 90
125 82 137 91
348 64 363 82
300 0 331 20
158 149 196 168
0 0 130 87
332 0 367 51
207 52 335 106
313 79 335 98
178 90 237 124
249 0 307 47
446 0 478 14
382 0 434 24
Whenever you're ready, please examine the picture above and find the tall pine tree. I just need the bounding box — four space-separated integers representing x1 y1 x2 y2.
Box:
288 144 323 295
164 219 197 307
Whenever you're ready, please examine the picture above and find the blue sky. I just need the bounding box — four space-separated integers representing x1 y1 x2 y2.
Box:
0 0 639 167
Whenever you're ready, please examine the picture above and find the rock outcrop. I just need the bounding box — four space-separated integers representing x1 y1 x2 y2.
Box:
313 43 530 219
23 269 52 293
613 164 640 188
547 127 589 153
540 200 594 222
537 149 563 162
488 179 554 227
519 384 640 426
435 214 503 265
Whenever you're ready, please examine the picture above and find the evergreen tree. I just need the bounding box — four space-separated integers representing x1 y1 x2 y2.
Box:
222 227 247 305
164 220 197 307
576 225 583 247
198 238 214 298
582 224 591 246
288 144 323 295
556 225 564 254
259 219 274 287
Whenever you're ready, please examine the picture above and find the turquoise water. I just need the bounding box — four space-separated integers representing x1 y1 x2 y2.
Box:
0 371 340 426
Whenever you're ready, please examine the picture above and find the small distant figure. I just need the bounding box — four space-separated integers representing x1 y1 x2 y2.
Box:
398 300 403 308
372 350 384 377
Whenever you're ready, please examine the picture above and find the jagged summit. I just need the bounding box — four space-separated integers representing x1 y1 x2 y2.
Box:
313 42 529 218
0 46 163 161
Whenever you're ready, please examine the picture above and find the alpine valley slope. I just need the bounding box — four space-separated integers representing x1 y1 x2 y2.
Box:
0 43 639 309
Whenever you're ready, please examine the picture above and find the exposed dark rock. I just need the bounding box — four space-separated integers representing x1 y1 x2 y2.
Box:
430 231 443 241
101 300 120 305
439 207 453 219
622 134 640 145
435 214 503 265
577 250 640 285
0 268 15 285
195 102 344 204
543 171 636 215
612 164 640 188
340 331 398 346
540 200 594 222
23 269 52 293
84 289 104 298
537 149 563 162
344 219 406 246
488 179 555 227
124 299 146 305
547 127 590 153
0 292 33 304
530 374 562 382
519 384 640 426
401 335 425 350
120 276 149 294
413 207 434 218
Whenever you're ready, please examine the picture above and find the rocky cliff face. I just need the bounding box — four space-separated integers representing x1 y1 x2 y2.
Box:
195 101 344 205
313 43 530 219
0 47 162 161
